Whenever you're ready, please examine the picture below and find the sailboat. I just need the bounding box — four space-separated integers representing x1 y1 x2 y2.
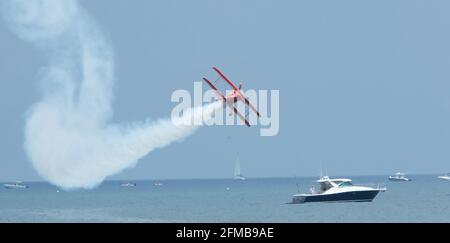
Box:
234 157 246 180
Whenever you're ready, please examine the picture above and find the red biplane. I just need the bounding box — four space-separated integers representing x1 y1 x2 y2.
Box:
203 67 261 127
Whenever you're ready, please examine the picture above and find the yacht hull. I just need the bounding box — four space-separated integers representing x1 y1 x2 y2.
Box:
292 190 380 204
3 184 28 189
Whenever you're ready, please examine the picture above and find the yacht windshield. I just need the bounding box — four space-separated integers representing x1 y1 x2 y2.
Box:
339 181 353 187
319 182 333 192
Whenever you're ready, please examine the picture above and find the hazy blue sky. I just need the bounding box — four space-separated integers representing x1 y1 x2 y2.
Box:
1 0 450 182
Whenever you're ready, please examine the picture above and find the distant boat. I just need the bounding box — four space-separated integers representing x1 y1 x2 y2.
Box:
120 182 136 187
438 174 450 181
154 182 163 186
388 172 411 182
234 157 246 180
3 181 29 189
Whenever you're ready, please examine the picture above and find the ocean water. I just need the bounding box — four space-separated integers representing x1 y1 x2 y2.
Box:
0 175 449 223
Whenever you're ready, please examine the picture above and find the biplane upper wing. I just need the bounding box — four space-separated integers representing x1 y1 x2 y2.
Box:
212 67 240 91
212 67 261 117
226 103 251 127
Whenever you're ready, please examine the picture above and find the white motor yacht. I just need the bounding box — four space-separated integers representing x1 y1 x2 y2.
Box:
3 181 29 189
120 182 136 187
292 176 386 204
388 172 411 182
438 174 450 181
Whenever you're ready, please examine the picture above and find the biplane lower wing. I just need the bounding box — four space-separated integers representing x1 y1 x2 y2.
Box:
203 77 225 101
227 103 251 127
242 96 261 117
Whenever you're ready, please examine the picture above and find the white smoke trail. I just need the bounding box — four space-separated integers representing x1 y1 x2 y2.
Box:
2 0 222 189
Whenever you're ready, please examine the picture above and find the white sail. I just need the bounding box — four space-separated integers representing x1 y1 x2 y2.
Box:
234 157 246 180
234 158 241 176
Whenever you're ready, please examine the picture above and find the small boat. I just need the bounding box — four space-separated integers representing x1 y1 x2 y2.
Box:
438 174 450 181
234 157 246 181
388 172 411 181
120 182 136 187
3 181 29 189
154 182 163 186
291 176 386 204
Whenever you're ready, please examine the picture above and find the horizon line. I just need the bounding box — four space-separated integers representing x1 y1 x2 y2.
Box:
1 172 447 184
